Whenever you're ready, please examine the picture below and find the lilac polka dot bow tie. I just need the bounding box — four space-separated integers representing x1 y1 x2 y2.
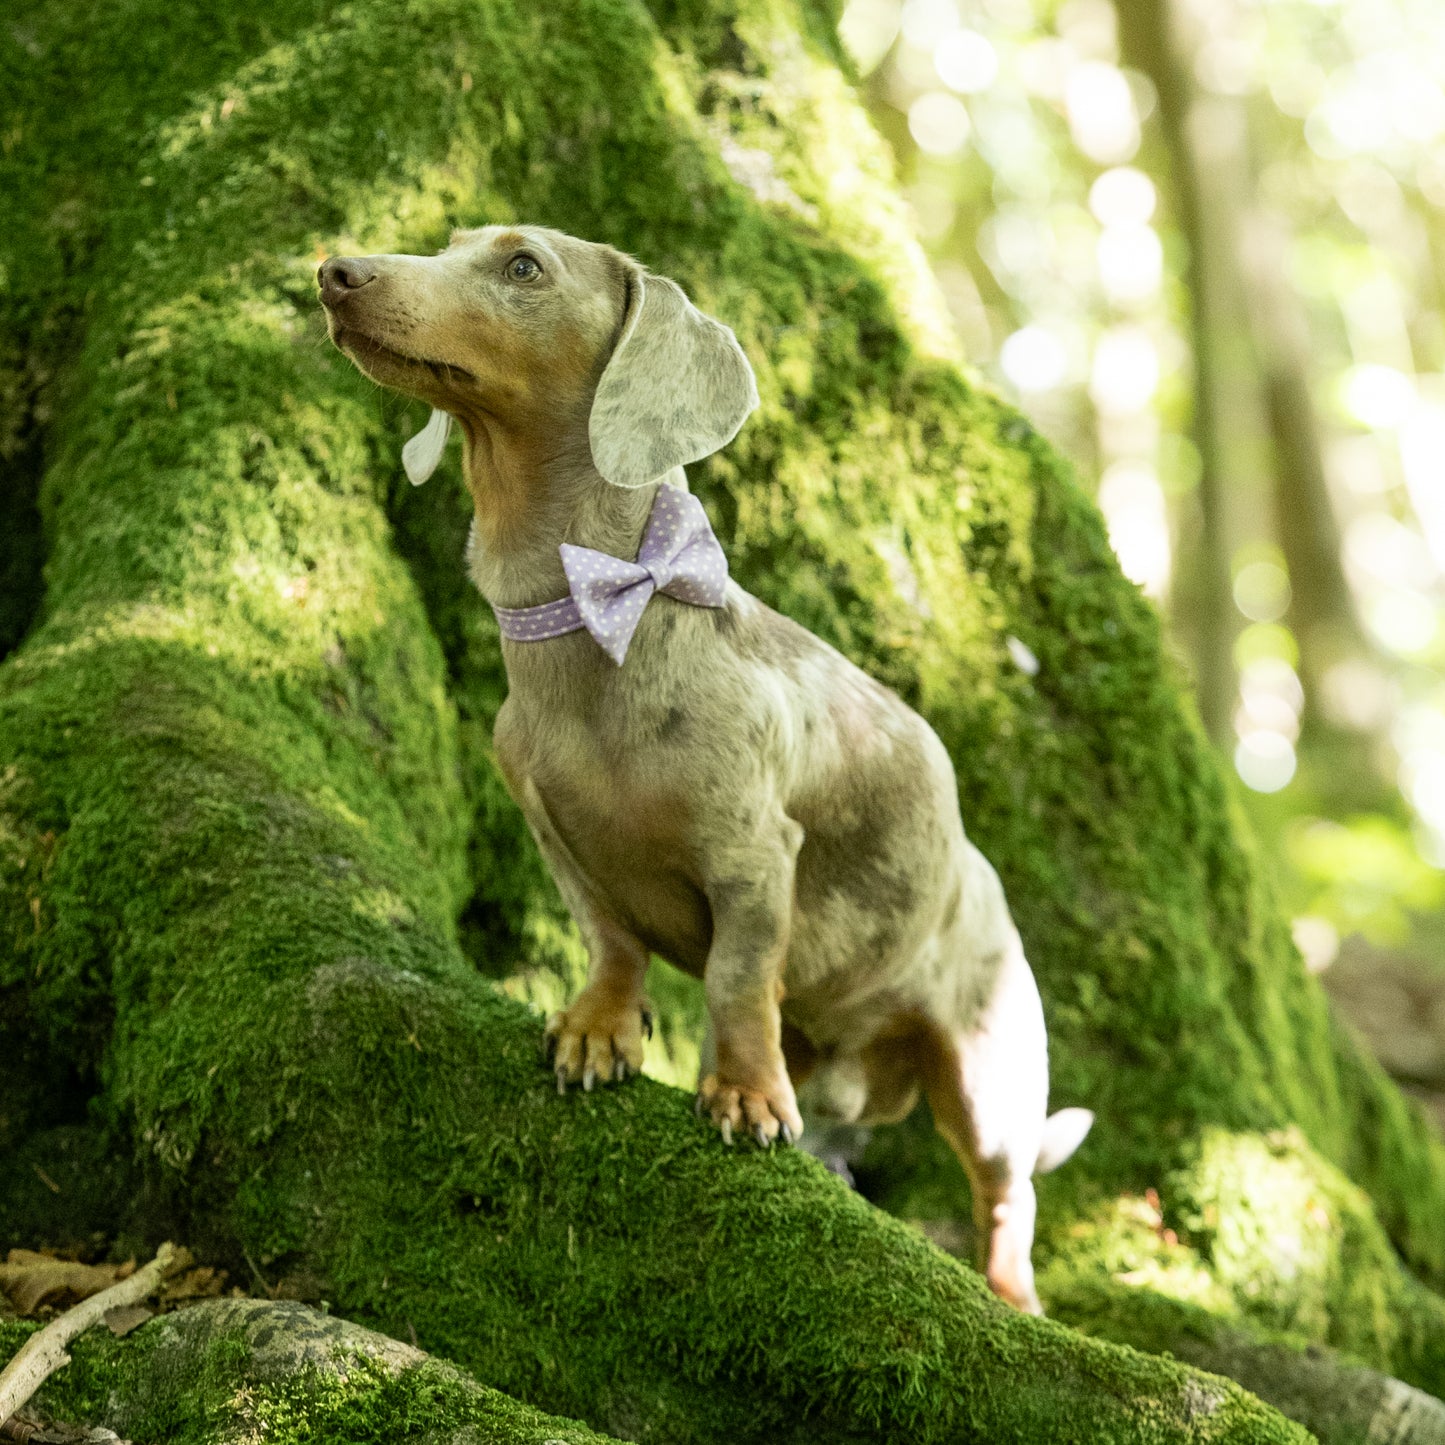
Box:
490 485 728 665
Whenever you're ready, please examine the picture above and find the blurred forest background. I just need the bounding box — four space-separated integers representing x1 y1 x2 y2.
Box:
840 0 1445 1125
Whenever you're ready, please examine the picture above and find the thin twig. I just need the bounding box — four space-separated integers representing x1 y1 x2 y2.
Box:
0 1243 176 1429
29 1168 60 1197
240 1251 274 1300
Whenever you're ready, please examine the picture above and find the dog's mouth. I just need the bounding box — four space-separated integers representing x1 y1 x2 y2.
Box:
331 324 475 384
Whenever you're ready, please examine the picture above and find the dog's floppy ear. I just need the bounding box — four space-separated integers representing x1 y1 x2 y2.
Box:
402 408 452 486
589 266 758 489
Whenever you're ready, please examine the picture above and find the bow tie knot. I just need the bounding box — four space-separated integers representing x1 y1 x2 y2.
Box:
491 485 729 665
643 555 676 590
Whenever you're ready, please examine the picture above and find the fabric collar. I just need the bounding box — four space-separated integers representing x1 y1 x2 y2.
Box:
490 485 728 665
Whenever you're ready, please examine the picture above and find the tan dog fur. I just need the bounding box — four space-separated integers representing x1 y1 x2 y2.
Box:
318 225 1090 1313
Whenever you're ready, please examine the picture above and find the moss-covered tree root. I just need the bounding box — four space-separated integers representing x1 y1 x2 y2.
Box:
1049 1280 1445 1445
0 0 1440 1436
1 1299 626 1444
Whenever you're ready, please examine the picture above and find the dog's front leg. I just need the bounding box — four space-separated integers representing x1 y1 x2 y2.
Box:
697 821 805 1147
545 909 653 1093
509 775 654 1093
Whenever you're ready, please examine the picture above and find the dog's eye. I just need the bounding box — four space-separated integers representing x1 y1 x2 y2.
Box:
507 254 542 282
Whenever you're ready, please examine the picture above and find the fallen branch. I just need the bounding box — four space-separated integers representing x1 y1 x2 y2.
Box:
0 1244 175 1429
1 1419 122 1442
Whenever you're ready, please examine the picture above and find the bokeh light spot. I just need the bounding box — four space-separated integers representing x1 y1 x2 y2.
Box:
1088 166 1157 226
900 0 960 50
1090 326 1160 413
1367 590 1438 656
935 28 998 93
839 0 901 73
1066 62 1140 164
1341 364 1416 430
1291 916 1340 973
1000 324 1068 391
1098 462 1170 596
1233 561 1291 623
1405 750 1445 832
1235 731 1298 794
909 92 973 156
1097 224 1163 302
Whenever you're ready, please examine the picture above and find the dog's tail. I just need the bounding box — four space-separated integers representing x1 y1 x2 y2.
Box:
1035 1107 1094 1175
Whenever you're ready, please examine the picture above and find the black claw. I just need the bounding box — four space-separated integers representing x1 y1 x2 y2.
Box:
641 1007 654 1041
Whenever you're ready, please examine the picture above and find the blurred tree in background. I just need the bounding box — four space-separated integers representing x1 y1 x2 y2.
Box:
842 0 1445 1100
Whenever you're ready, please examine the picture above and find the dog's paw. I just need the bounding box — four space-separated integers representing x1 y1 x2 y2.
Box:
545 991 653 1093
696 1072 803 1148
987 1264 1044 1316
984 1210 1045 1314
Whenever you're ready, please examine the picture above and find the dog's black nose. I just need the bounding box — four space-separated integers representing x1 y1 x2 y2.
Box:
317 256 376 305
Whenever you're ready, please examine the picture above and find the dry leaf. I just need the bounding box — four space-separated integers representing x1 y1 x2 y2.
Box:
273 1267 325 1304
103 1304 154 1337
158 1266 224 1304
0 1251 135 1316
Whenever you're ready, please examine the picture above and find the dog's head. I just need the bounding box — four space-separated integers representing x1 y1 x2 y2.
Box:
318 225 757 488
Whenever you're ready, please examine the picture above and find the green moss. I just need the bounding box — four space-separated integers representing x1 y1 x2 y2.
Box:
1 1303 624 1444
0 0 1434 1434
1023 1127 1445 1398
0 1123 151 1254
0 389 44 663
1044 1279 1445 1445
1170 1129 1445 1391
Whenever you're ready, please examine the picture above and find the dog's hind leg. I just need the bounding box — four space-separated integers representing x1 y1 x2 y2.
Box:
920 935 1054 1314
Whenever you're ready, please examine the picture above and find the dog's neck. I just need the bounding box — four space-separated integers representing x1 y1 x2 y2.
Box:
458 412 671 611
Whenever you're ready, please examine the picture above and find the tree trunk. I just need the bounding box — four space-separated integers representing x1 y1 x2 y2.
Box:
1112 0 1251 744
1115 0 1368 727
1244 216 1373 707
1 0 1443 1437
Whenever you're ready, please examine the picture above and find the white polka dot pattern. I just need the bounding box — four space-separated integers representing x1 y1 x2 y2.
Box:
490 485 728 666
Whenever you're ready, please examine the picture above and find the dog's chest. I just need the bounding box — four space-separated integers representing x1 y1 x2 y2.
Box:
531 739 713 972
